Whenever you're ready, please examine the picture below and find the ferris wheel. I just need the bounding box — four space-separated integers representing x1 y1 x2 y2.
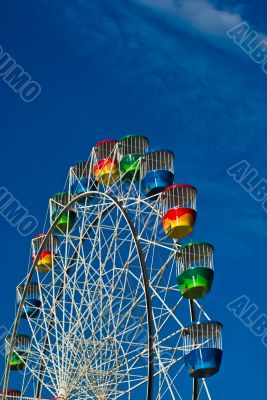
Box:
1 135 223 400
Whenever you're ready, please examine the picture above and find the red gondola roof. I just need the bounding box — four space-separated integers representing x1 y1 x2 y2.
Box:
95 139 118 147
162 184 197 193
33 233 47 239
0 390 22 394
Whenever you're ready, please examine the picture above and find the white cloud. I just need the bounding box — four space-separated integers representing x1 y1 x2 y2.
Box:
138 0 243 37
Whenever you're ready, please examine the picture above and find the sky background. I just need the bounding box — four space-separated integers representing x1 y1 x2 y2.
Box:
1 0 267 398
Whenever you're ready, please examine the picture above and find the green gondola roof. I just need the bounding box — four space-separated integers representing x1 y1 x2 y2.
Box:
51 192 68 197
6 334 31 340
179 242 214 251
119 134 149 142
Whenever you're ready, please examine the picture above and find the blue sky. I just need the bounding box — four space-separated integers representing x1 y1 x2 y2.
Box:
1 0 267 398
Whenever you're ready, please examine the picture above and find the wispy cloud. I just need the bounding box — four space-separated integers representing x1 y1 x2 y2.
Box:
137 0 243 36
41 0 267 178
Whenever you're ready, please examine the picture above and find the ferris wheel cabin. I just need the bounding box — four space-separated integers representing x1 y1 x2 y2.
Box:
17 283 41 319
160 184 197 239
93 139 119 185
5 334 30 371
50 192 76 233
140 150 174 196
183 321 223 378
32 233 57 272
118 135 149 181
176 242 214 299
70 161 97 201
